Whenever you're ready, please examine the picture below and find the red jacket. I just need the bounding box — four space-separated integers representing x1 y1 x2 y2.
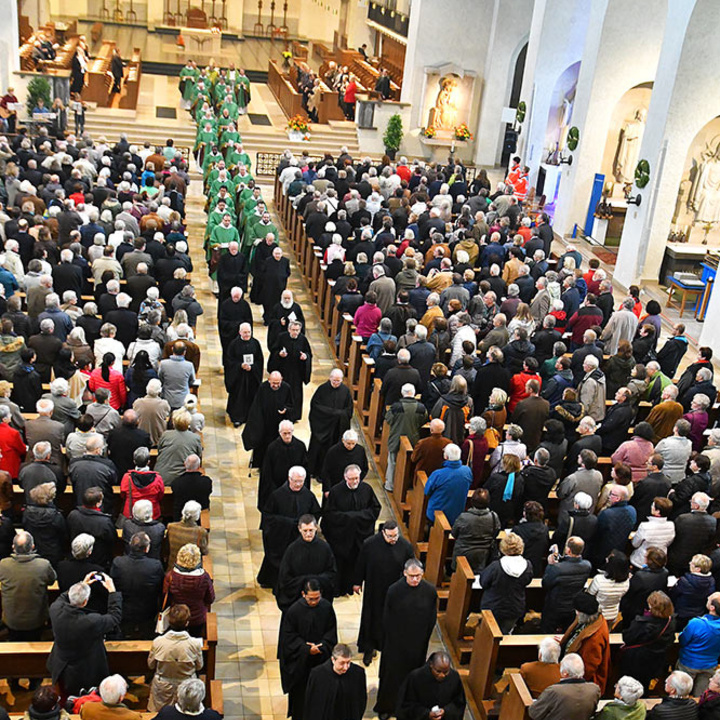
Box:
566 306 605 345
88 367 127 410
164 568 215 626
0 421 26 478
120 470 165 519
344 81 357 104
508 372 542 414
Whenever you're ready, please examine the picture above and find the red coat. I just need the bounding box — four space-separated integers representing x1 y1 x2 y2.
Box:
88 367 127 410
344 81 357 104
508 372 542 414
0 421 26 478
120 470 165 519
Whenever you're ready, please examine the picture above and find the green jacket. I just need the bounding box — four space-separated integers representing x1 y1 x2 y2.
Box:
385 397 428 454
0 553 57 630
597 700 646 720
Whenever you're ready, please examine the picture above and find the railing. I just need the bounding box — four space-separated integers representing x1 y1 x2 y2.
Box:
367 1 410 37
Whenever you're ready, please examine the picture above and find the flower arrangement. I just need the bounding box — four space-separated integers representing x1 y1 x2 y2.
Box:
281 51 293 60
287 115 309 134
454 123 473 141
421 126 436 138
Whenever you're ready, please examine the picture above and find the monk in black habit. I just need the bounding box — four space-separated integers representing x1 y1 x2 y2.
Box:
396 652 466 720
307 369 354 475
216 241 248 308
258 421 309 512
266 289 306 350
261 247 291 324
242 370 294 468
374 558 438 719
319 429 369 496
278 579 337 720
267 322 312 422
321 465 380 595
353 519 414 666
218 287 252 362
257 467 320 588
275 514 337 612
249 231 278 304
303 643 367 720
224 322 263 427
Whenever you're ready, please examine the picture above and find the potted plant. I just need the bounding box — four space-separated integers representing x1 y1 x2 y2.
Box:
383 113 403 159
287 114 310 141
26 76 52 116
454 123 473 141
420 126 436 139
281 50 293 71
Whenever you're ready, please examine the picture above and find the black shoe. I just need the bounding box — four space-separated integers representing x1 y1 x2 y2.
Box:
233 422 241 428
378 714 391 720
362 649 376 666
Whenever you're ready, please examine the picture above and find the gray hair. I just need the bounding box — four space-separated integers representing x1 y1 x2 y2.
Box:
132 499 153 522
469 416 487 435
698 367 713 382
147 378 162 397
342 429 359 443
134 446 151 468
401 383 416 398
68 582 91 607
33 441 52 460
693 393 712 410
40 318 55 334
177 679 206 713
99 675 128 705
693 492 711 511
615 676 644 705
444 444 461 462
415 324 428 341
560 653 585 679
71 533 95 559
538 637 561 664
50 378 69 396
574 491 593 511
667 670 693 698
182 500 202 523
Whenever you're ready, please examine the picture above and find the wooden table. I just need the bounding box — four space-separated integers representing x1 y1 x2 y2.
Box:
665 275 705 317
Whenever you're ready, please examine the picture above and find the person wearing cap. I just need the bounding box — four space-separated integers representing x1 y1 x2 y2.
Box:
559 592 611 694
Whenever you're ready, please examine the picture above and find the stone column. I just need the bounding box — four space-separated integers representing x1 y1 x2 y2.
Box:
0 0 20 94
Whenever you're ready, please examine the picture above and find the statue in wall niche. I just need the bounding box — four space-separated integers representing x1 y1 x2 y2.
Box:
557 91 575 152
613 108 646 184
428 75 459 131
689 140 720 225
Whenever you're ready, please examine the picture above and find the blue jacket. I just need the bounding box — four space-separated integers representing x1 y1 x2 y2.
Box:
592 502 637 566
424 459 472 525
679 613 720 669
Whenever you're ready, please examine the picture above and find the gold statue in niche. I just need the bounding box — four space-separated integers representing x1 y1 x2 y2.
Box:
428 75 459 130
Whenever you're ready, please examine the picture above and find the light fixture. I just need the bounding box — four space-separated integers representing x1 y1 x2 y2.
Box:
626 194 642 207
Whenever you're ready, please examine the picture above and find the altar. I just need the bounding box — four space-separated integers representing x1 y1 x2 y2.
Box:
178 27 222 56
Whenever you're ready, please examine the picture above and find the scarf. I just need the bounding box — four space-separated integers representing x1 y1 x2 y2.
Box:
503 472 516 502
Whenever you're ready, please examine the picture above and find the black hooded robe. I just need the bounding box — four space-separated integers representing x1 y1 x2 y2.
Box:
319 442 369 495
278 597 337 720
268 333 313 422
216 251 249 307
224 336 263 425
257 483 321 588
396 664 466 720
249 240 277 304
374 579 438 714
217 296 252 361
321 482 380 595
267 301 306 350
242 380 294 468
307 381 354 475
261 256 291 323
303 660 367 720
258 435 309 512
275 536 337 612
354 528 415 654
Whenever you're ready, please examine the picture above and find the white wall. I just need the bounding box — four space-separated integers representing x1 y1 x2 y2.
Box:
473 0 532 167
517 0 591 184
0 0 20 94
551 0 666 237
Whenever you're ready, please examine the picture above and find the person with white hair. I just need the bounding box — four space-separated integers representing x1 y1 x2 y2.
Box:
601 297 639 355
646 670 697 718
38 293 74 342
42 376 81 433
519 638 562 698
319 428 369 495
423 443 472 526
133 378 171 446
528 653 600 720
47 572 121 696
84 674 138 718
2 239 25 289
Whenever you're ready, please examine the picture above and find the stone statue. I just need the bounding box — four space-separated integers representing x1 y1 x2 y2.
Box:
692 143 720 225
613 109 646 184
428 75 459 130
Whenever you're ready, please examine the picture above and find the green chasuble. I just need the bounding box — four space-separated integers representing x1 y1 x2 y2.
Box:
237 75 251 109
179 66 198 101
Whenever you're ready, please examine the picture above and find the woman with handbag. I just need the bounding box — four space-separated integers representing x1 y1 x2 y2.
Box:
148 604 203 712
460 416 489 489
619 590 676 693
166 501 209 569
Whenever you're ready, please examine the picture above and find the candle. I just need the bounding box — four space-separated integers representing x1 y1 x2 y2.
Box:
451 140 455 153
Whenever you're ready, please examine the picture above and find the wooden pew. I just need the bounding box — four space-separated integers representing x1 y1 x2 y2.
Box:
338 314 354 367
407 471 429 552
357 357 375 416
439 556 477 665
347 335 364 389
497 673 533 720
425 511 453 590
0 613 218 703
391 435 415 516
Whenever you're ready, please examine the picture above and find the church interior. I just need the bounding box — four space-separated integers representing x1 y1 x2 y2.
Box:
2 0 720 719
